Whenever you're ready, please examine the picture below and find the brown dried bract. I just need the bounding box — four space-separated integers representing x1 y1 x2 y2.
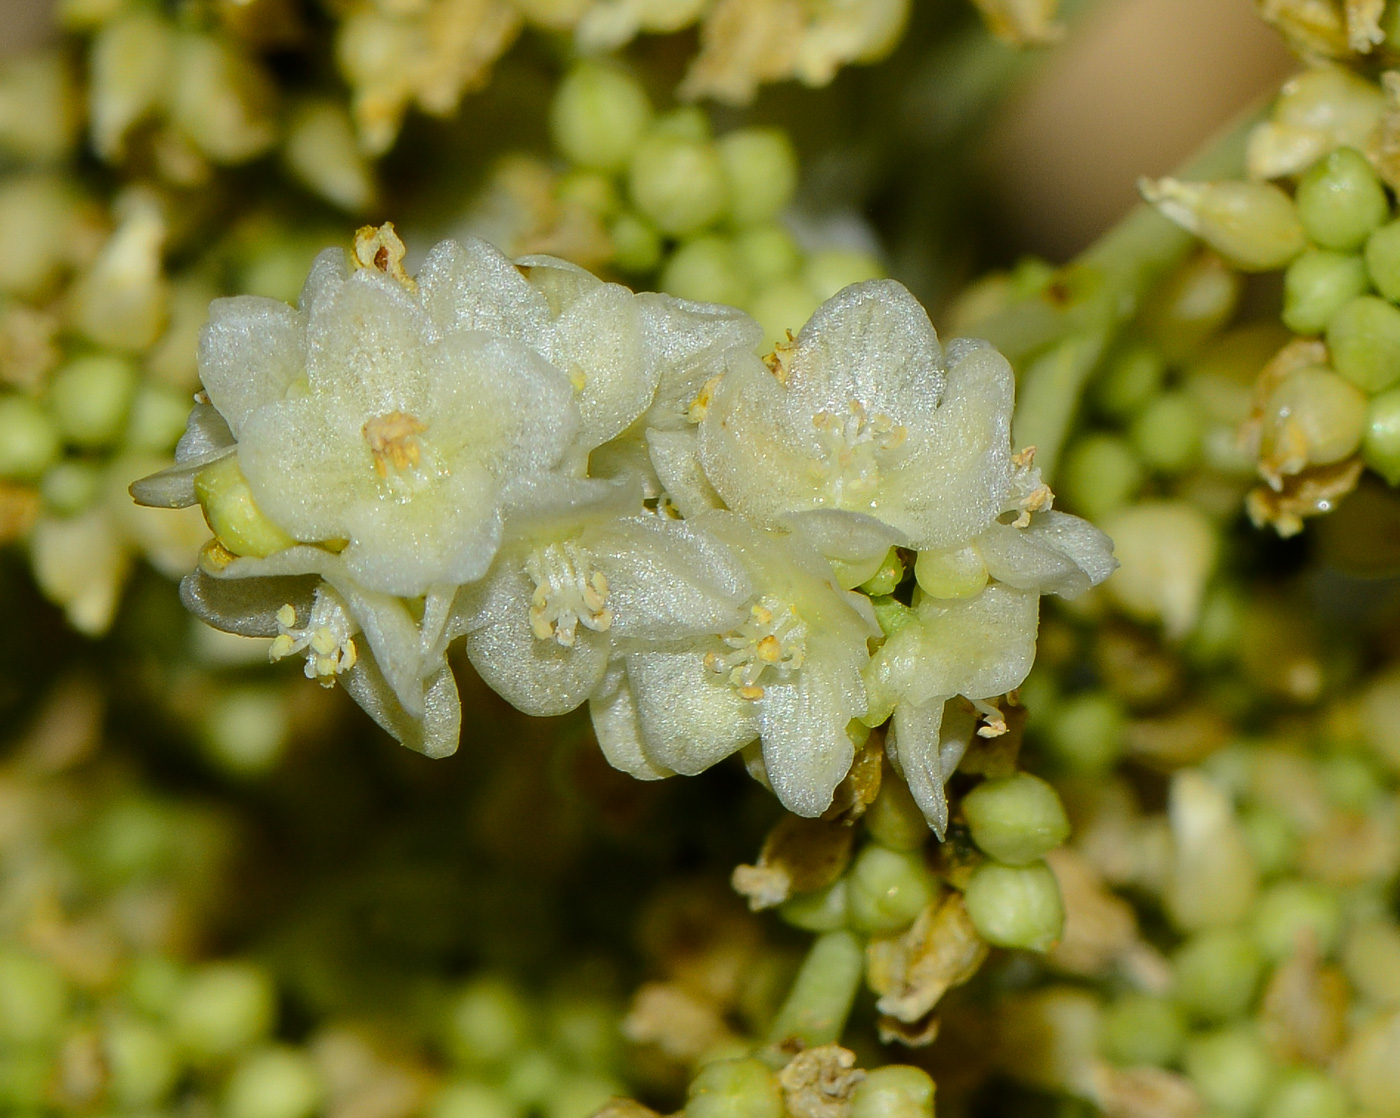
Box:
777 1044 866 1118
354 222 416 290
971 0 1064 46
732 815 855 911
1246 456 1364 538
1260 932 1349 1063
622 981 737 1063
1089 1063 1205 1118
1044 847 1141 980
0 303 60 391
1239 338 1328 489
1125 708 1230 770
1256 0 1353 58
876 1012 941 1047
0 482 39 547
821 732 884 824
867 894 987 1024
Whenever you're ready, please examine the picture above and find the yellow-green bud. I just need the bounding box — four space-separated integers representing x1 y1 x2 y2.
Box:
803 249 883 301
1129 390 1203 474
1171 927 1263 1022
1095 341 1166 419
127 384 193 453
1060 434 1143 522
628 133 728 237
1238 804 1298 878
1343 920 1400 1006
50 353 137 448
652 106 710 142
104 1017 179 1109
556 170 618 218
868 595 916 640
779 878 849 932
735 224 801 286
0 394 59 480
608 212 661 275
859 547 904 597
847 844 936 933
125 953 185 1018
549 62 652 173
1327 294 1400 392
40 460 100 515
685 1058 783 1118
1043 691 1126 773
201 686 289 775
1295 147 1390 252
1366 218 1400 301
914 544 988 599
963 773 1070 866
660 235 751 307
1252 879 1342 961
962 860 1064 952
171 961 275 1062
1364 385 1400 483
223 1047 324 1118
1140 178 1306 272
749 278 822 349
547 1073 620 1118
0 949 68 1044
429 1080 521 1118
864 771 929 851
1282 249 1370 335
1099 993 1186 1067
1260 1067 1348 1118
717 128 798 227
847 1066 934 1118
1141 252 1242 361
1319 750 1385 809
1262 366 1367 468
194 454 296 559
1182 1027 1272 1115
445 976 531 1067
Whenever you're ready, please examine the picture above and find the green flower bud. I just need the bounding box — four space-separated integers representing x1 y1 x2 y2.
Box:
1343 920 1400 1006
685 1058 783 1118
50 353 137 448
962 860 1064 952
1319 750 1384 809
171 961 275 1062
1327 294 1400 392
749 278 822 349
1099 993 1186 1067
223 1047 324 1118
780 878 849 932
1141 252 1242 361
717 128 798 227
1141 178 1306 272
1296 147 1390 252
734 224 801 286
1260 1067 1348 1118
1043 691 1126 773
1171 928 1264 1022
40 460 100 515
126 383 193 453
125 953 186 1018
1253 879 1342 961
847 1066 935 1118
607 212 661 275
1262 365 1367 468
868 595 916 640
0 394 59 480
962 773 1069 866
1363 386 1400 483
1060 434 1143 522
550 62 652 173
1366 218 1400 301
628 133 728 236
556 170 619 218
0 1047 50 1109
864 772 928 851
1238 804 1298 879
803 249 883 301
201 686 289 775
1129 391 1203 474
429 1080 522 1118
445 976 531 1067
652 106 710 142
858 548 904 597
547 1074 621 1118
914 544 988 599
660 235 751 307
0 949 68 1044
1282 249 1370 335
847 843 936 933
104 1016 179 1108
1095 341 1166 419
194 453 296 559
504 1049 562 1109
1182 1026 1272 1115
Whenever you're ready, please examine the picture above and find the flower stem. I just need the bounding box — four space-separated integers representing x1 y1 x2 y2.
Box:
763 929 865 1057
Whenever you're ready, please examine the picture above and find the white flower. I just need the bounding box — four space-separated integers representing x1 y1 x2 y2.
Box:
591 511 879 818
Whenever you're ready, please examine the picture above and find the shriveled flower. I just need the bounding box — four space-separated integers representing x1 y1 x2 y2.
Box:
589 511 879 817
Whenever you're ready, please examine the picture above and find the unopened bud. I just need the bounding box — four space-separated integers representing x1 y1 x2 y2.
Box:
1060 434 1142 522
1296 146 1391 251
847 1066 934 1118
1364 385 1400 483
1171 927 1263 1022
1282 249 1370 334
661 235 751 307
847 844 936 934
283 99 373 213
718 128 797 227
1140 178 1306 272
685 1058 783 1118
628 132 728 236
1327 293 1400 391
1260 365 1367 478
962 773 1069 866
1247 65 1384 181
1252 879 1342 961
1128 391 1203 474
1099 993 1185 1067
962 859 1064 952
194 454 296 559
0 395 59 481
551 62 652 173
1182 1027 1271 1116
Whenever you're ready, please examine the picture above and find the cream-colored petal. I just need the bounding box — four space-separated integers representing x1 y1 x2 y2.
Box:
589 661 675 781
646 428 723 518
198 296 306 437
416 235 549 337
889 697 950 837
758 651 865 817
627 648 759 775
908 583 1039 702
636 292 763 430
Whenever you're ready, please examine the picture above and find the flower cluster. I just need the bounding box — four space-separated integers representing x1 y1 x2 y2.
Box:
135 223 1114 829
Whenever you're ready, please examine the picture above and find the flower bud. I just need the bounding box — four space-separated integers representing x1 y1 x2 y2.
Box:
1282 249 1370 334
718 128 798 227
283 99 374 213
551 62 652 173
857 548 904 597
868 595 917 639
1260 365 1367 475
607 212 661 274
1343 920 1400 1007
0 949 68 1044
168 34 277 164
661 235 751 306
864 770 929 851
1128 391 1203 474
88 12 174 161
1182 1027 1271 1116
962 773 1069 865
685 1058 783 1118
767 931 863 1048
1327 294 1400 391
914 544 988 599
1140 178 1306 272
41 460 100 515
50 353 137 448
1043 691 1126 773
1252 879 1342 961
1102 500 1217 639
201 686 290 775
1060 434 1143 522
0 395 59 481
1296 147 1390 252
1171 927 1264 1022
223 1047 323 1118
0 173 82 300
803 249 883 301
779 878 849 932
628 132 727 236
1260 1067 1347 1118
847 844 936 933
1095 341 1166 419
104 1016 179 1108
1140 252 1241 361
445 976 531 1067
429 1081 521 1118
1343 1010 1400 1114
735 223 801 286
749 278 822 349
1364 386 1400 483
1164 771 1258 932
68 192 169 351
1247 65 1384 181
1099 993 1185 1067
0 53 76 164
847 1066 934 1118
962 859 1064 952
171 962 275 1062
194 454 295 559
1366 218 1400 301
126 383 193 453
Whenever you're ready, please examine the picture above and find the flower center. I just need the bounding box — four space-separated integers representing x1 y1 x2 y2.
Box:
705 596 808 701
809 400 907 504
525 541 612 647
363 411 429 478
269 591 358 686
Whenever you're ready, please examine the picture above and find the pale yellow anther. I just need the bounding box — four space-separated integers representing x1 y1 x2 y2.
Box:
757 634 782 663
276 604 297 628
688 375 724 424
739 684 766 701
363 411 429 478
525 541 613 647
568 365 588 393
707 595 808 699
